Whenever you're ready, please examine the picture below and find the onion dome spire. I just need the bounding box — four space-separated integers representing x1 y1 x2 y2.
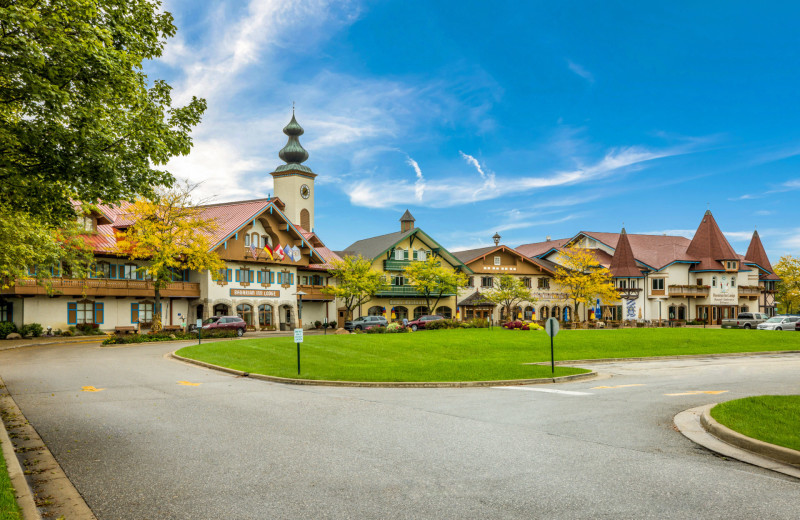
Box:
274 108 314 175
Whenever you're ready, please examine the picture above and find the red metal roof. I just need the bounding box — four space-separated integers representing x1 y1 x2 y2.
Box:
608 229 643 277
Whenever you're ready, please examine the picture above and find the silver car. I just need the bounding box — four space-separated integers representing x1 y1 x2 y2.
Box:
756 316 800 331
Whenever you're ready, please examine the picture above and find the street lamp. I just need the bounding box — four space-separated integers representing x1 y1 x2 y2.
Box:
295 290 307 329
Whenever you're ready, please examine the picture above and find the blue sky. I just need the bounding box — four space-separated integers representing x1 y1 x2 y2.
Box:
148 0 800 257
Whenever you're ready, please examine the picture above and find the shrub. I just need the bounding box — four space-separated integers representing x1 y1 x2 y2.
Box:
386 322 404 333
61 330 73 337
103 329 237 345
459 322 474 328
520 325 530 331
20 323 44 337
365 325 386 334
469 318 488 328
503 321 524 329
528 323 544 331
0 321 18 338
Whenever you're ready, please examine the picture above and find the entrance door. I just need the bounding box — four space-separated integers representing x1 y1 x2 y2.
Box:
337 308 347 328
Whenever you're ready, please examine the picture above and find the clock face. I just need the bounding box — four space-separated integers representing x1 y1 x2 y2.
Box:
300 184 310 199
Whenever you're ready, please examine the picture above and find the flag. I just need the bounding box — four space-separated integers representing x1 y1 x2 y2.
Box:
274 244 285 260
284 244 294 262
249 242 258 260
292 245 301 261
263 244 274 261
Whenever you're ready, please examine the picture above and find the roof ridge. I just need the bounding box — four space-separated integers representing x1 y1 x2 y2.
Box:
196 197 274 209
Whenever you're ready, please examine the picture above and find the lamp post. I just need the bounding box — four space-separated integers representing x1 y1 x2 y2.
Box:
295 290 307 329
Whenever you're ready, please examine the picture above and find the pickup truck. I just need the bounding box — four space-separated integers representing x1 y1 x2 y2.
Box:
721 312 769 329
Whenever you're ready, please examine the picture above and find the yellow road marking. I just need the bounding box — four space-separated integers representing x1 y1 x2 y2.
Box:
81 386 104 392
591 384 645 389
178 381 201 386
665 390 728 396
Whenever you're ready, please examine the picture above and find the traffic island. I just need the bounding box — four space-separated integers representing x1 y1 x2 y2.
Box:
674 401 800 479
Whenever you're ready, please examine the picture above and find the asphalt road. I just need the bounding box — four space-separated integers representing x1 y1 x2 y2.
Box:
0 341 798 519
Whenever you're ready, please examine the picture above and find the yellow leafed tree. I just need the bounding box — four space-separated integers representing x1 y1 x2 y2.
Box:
553 246 619 322
774 255 800 314
115 184 224 332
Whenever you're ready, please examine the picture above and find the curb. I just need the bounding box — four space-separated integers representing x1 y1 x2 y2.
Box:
530 350 800 366
674 404 800 479
0 376 97 519
0 337 105 351
701 405 800 466
0 400 40 520
169 352 597 388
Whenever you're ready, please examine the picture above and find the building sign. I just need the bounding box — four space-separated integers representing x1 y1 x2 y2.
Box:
230 289 280 298
388 299 425 305
709 276 737 305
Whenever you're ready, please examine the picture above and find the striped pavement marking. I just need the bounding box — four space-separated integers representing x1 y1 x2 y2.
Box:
665 390 728 396
81 386 104 392
178 381 201 386
492 386 594 396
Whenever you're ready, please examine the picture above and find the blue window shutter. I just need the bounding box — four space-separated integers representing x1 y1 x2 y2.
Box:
94 302 104 324
290 273 294 285
235 270 240 282
131 303 139 323
269 271 274 284
110 265 116 279
249 270 254 283
278 273 282 284
67 302 77 325
136 269 143 281
257 271 262 283
227 269 232 282
28 265 36 276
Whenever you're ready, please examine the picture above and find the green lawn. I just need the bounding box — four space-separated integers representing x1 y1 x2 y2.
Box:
0 440 22 520
710 395 800 452
176 328 800 383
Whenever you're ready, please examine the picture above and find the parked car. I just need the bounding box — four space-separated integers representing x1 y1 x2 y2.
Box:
202 315 247 336
796 320 800 332
756 316 800 331
344 316 388 331
721 312 769 329
406 314 445 331
188 316 220 332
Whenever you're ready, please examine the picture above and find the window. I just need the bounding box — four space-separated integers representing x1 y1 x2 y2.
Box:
618 279 627 289
0 301 13 322
522 277 532 288
262 235 270 248
258 305 273 327
394 248 404 261
468 277 474 287
68 301 98 325
78 215 93 232
712 276 717 287
652 278 665 290
481 276 493 288
417 249 427 261
436 306 452 319
393 276 405 286
404 249 409 260
244 234 251 247
537 277 550 289
494 256 501 266
696 278 703 286
237 304 253 327
122 264 138 280
731 277 736 287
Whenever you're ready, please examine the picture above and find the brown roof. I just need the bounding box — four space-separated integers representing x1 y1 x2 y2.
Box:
744 230 780 280
573 232 691 270
609 228 643 278
297 227 342 271
685 210 739 271
458 290 495 307
453 245 558 275
516 238 570 258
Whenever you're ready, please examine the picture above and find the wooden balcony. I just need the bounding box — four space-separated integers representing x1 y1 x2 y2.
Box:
383 259 412 271
667 285 709 298
2 278 200 298
297 284 334 302
375 286 456 298
738 286 760 299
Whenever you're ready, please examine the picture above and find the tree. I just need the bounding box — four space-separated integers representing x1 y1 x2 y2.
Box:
485 274 534 321
774 255 800 314
0 0 205 282
0 205 94 291
552 246 619 322
403 257 468 316
322 255 388 321
115 183 224 331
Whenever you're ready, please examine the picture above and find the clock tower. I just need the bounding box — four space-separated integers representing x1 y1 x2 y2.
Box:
270 110 316 231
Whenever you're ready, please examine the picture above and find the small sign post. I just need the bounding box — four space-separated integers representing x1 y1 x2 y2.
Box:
545 317 560 374
294 328 304 375
196 319 203 345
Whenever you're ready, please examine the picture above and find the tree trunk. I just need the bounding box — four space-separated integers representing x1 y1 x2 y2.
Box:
153 287 163 332
573 301 579 323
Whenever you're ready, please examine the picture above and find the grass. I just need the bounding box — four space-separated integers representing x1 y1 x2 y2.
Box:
710 395 800 452
0 439 22 520
176 327 800 383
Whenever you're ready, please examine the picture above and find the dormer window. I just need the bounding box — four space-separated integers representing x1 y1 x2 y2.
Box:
494 256 501 266
725 260 738 271
78 215 94 232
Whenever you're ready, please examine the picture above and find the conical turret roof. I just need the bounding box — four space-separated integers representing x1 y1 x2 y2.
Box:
745 230 780 280
609 228 643 278
400 210 415 222
274 110 315 175
686 210 738 271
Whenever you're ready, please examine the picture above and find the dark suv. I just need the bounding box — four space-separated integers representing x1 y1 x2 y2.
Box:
202 315 247 336
344 316 388 331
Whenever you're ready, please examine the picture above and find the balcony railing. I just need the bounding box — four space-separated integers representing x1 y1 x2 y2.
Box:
383 259 412 271
668 285 710 298
375 286 456 297
297 284 334 301
2 278 200 298
738 286 760 298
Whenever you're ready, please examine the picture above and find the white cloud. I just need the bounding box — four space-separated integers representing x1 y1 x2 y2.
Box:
406 157 425 201
567 60 594 83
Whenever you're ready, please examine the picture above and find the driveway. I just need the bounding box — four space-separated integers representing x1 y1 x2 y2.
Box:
0 342 798 519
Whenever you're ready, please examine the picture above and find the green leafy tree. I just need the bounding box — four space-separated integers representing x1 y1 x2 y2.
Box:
774 255 800 314
403 257 468 316
0 0 205 282
485 274 534 321
115 183 224 331
322 256 388 321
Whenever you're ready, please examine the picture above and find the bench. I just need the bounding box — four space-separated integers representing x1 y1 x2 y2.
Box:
114 326 138 334
162 325 183 332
